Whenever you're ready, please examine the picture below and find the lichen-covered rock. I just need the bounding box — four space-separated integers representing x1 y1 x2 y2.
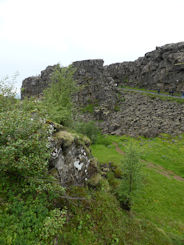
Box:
49 129 98 186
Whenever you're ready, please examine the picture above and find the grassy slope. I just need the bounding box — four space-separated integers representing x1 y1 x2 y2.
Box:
90 134 184 244
59 134 184 245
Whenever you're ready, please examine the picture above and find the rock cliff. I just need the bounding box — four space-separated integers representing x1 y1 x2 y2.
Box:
21 42 184 137
106 42 184 93
21 65 58 98
72 59 118 112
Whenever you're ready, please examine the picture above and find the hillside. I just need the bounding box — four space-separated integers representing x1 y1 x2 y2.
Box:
1 42 184 244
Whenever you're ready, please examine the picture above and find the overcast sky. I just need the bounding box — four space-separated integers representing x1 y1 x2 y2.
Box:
0 0 184 93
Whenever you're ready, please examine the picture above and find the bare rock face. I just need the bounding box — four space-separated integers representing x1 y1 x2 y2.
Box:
49 129 98 186
72 59 119 112
106 42 184 93
21 59 119 111
21 65 58 99
21 42 184 99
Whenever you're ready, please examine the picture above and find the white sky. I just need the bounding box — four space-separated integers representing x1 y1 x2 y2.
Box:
0 0 184 93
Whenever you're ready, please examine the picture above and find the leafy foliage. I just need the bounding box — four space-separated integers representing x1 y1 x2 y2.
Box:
0 79 66 244
74 121 100 143
0 75 18 112
42 65 76 126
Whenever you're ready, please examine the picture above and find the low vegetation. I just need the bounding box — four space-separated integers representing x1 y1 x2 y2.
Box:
0 68 184 244
91 134 184 244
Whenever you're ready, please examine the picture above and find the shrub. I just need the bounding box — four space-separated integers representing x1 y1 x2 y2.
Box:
74 121 100 143
0 86 66 244
0 76 18 112
0 108 50 187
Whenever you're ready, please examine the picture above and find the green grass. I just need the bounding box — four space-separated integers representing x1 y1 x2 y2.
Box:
91 144 123 164
90 134 184 244
60 186 174 245
133 168 184 237
92 134 184 177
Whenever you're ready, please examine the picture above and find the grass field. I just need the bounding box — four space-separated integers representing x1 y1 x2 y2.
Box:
89 134 184 244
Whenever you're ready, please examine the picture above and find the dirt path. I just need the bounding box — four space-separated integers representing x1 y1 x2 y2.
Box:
146 162 184 182
123 88 183 99
112 142 125 155
113 142 184 182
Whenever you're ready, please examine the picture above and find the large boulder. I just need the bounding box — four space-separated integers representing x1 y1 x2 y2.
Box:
49 128 98 186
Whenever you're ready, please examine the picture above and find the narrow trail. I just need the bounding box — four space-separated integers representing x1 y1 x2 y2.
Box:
123 88 184 99
113 142 184 182
146 162 184 182
112 142 125 155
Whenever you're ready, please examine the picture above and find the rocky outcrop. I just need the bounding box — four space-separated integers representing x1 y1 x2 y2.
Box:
21 42 184 98
21 42 184 137
21 65 58 98
21 59 119 111
106 42 184 93
49 127 98 186
72 59 118 112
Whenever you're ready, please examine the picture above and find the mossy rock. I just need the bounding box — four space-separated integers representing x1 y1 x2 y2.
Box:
76 135 91 148
81 135 91 146
88 173 102 188
46 120 64 131
113 167 123 178
54 130 75 147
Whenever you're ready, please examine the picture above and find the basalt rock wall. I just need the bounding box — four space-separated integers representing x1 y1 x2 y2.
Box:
21 59 119 111
21 42 184 137
21 42 184 99
106 42 184 93
21 65 58 98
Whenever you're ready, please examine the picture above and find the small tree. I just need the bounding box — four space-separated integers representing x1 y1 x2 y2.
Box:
117 142 143 211
42 65 76 126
